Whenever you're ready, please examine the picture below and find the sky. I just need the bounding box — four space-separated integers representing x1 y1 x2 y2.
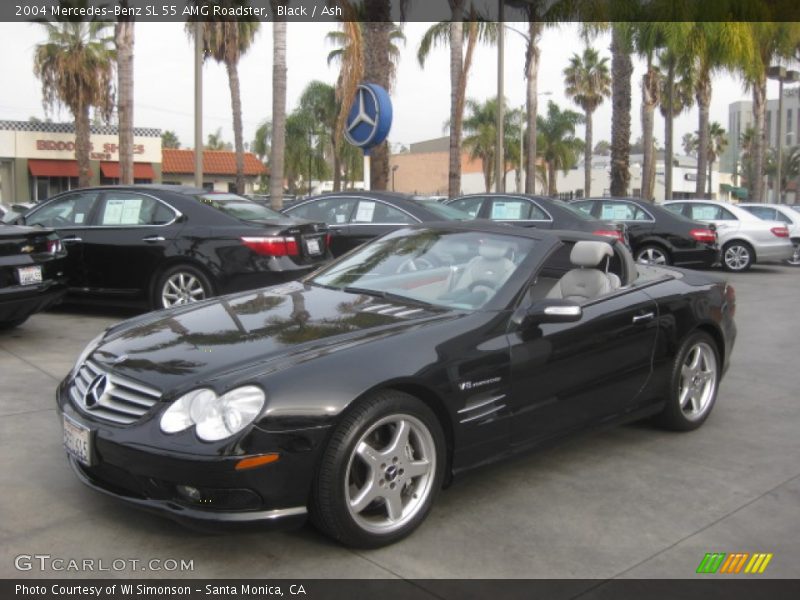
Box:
0 21 780 154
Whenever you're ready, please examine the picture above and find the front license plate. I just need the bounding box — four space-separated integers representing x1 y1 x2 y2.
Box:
305 238 322 255
17 265 42 286
63 414 93 466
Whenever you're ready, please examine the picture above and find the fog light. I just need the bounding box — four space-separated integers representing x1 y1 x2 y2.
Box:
176 485 202 502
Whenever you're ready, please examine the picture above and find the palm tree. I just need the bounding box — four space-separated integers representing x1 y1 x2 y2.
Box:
536 101 584 196
115 8 135 185
187 13 260 194
658 48 694 200
462 97 522 192
707 122 728 197
270 2 288 209
206 128 226 151
417 11 498 197
297 81 338 191
252 120 270 191
563 47 611 198
682 132 698 157
33 21 115 188
609 24 634 197
161 130 181 149
741 23 800 202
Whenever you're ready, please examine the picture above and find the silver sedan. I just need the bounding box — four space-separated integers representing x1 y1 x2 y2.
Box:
739 203 800 266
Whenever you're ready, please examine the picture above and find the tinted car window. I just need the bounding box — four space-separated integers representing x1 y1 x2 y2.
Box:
352 200 416 224
412 200 473 220
689 204 737 221
287 197 357 225
742 206 776 221
571 201 595 216
448 197 484 218
198 193 286 221
96 192 176 226
600 201 652 221
27 191 98 227
664 203 685 216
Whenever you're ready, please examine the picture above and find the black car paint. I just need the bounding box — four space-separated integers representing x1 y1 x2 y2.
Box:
0 225 67 325
283 191 466 257
571 197 720 267
55 223 736 529
14 185 331 307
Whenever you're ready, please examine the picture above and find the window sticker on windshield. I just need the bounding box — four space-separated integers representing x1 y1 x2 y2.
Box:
74 213 84 224
335 213 346 223
103 198 142 225
491 202 522 220
602 205 630 220
693 206 718 220
355 201 376 222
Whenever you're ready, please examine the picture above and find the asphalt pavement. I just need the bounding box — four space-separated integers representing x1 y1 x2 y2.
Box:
1 265 798 580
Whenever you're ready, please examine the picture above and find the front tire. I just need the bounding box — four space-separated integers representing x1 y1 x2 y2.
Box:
655 331 720 431
785 240 800 266
311 390 445 548
722 241 753 272
635 244 671 266
152 264 214 309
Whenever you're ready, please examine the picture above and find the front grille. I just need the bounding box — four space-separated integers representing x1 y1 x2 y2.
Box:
69 360 162 425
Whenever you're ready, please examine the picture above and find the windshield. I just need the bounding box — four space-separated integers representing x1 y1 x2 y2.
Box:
310 228 535 310
413 200 475 220
197 193 286 221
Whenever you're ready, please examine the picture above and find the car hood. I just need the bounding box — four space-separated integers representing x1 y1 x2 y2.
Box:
91 282 453 394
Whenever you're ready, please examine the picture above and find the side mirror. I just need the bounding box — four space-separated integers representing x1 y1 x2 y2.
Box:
522 299 583 327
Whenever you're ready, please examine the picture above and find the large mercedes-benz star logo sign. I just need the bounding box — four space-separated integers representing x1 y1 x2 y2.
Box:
344 85 382 148
84 374 108 409
347 88 377 133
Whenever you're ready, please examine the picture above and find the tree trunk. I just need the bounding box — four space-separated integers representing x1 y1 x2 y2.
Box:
695 72 711 198
270 15 287 210
362 11 391 191
584 110 593 197
332 139 341 192
227 59 245 195
482 158 491 193
708 158 713 196
547 161 557 196
664 60 675 201
115 21 134 185
751 79 766 202
75 104 91 188
448 17 464 198
641 65 658 202
525 19 541 194
610 26 632 197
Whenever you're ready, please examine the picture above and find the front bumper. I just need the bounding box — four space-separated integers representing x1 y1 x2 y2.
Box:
57 384 329 531
754 241 794 263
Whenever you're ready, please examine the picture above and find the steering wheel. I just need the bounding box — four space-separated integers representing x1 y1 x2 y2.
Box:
396 257 436 273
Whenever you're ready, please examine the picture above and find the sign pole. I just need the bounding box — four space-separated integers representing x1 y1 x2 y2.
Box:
363 153 371 191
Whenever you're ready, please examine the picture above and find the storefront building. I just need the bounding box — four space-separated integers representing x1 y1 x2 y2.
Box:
161 148 266 194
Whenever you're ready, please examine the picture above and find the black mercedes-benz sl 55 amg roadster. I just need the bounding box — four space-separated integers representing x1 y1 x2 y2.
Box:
57 221 736 547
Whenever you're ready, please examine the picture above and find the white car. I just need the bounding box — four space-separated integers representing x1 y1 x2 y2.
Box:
663 199 793 271
738 203 800 266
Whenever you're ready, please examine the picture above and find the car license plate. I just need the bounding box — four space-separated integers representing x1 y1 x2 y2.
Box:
305 238 322 255
17 265 42 286
63 414 93 466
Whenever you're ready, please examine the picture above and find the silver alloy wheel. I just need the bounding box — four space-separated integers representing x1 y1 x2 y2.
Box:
636 246 668 265
345 413 436 534
161 272 207 307
678 341 718 420
723 244 750 271
787 243 800 266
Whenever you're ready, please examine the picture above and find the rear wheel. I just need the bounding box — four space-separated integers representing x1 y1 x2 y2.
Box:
722 241 753 272
655 331 720 431
311 390 445 548
635 244 671 266
152 264 214 309
786 240 800 266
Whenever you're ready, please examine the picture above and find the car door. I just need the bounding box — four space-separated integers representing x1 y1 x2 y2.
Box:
22 190 101 290
486 195 553 229
507 244 658 446
345 198 418 253
285 197 358 257
81 190 182 299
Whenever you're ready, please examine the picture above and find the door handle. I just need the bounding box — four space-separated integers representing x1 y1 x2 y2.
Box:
632 312 655 324
142 236 165 242
62 236 82 243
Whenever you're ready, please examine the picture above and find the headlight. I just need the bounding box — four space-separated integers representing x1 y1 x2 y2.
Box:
72 332 105 374
160 386 265 442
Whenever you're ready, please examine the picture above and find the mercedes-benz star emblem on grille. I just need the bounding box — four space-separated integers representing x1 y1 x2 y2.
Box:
84 374 108 408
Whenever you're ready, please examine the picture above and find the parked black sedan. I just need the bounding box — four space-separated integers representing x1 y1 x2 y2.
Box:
0 224 67 328
570 197 719 267
57 221 736 548
283 191 472 256
11 185 331 309
445 193 628 243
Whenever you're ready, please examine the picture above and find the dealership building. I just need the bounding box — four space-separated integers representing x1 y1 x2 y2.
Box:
0 120 266 204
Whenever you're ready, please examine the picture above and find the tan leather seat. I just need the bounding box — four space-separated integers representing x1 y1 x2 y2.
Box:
547 241 618 302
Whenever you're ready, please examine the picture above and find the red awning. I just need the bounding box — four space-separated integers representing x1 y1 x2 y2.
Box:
28 159 81 178
100 162 155 180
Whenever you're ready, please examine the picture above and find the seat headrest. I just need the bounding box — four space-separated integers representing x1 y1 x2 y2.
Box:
570 240 613 268
478 241 509 260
